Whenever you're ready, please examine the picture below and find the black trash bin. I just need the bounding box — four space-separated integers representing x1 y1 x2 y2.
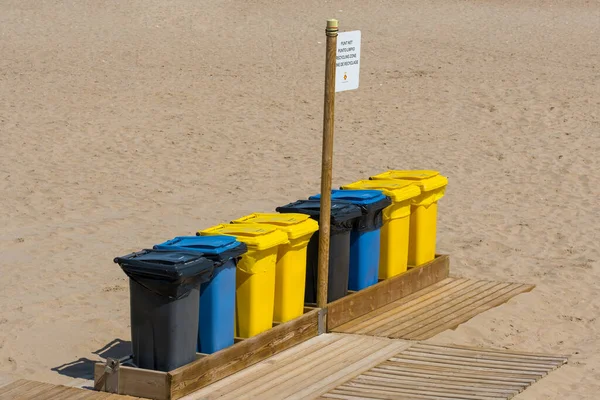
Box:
275 200 361 303
114 249 214 371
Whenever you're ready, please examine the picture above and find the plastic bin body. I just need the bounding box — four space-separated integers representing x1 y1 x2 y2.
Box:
114 250 214 371
231 213 318 323
129 280 199 371
341 180 422 278
309 190 391 290
371 170 448 266
154 236 247 354
276 200 362 303
199 224 288 338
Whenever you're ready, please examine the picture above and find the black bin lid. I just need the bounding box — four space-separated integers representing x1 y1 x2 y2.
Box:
114 249 215 299
276 200 362 232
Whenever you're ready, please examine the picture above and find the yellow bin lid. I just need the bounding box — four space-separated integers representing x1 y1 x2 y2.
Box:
199 223 288 250
341 180 421 203
370 170 448 192
231 213 318 240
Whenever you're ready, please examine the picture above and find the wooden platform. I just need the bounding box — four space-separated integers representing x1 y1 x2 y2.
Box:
0 378 144 399
182 333 411 400
332 277 535 340
321 342 568 400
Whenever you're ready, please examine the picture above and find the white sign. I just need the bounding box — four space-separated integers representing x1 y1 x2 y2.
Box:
335 30 361 92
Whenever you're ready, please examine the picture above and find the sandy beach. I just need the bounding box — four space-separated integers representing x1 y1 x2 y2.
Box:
1 0 599 398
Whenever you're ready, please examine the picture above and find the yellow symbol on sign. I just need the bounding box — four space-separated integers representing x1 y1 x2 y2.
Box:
344 72 348 80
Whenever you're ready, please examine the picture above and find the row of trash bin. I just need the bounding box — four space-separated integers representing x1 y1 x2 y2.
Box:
114 170 448 371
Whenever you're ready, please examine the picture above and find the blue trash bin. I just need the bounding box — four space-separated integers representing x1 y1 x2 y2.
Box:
309 190 391 291
154 236 247 354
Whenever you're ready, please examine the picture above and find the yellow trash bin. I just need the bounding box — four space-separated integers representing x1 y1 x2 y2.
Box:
341 180 421 279
231 213 319 323
370 170 448 266
198 224 288 338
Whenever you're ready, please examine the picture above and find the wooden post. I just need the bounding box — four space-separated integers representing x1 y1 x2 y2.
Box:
317 19 338 308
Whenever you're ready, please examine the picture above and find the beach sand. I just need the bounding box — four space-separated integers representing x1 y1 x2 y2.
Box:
0 0 599 398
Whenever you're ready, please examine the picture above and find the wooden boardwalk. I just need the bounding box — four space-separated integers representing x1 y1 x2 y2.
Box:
321 342 568 400
332 277 535 340
0 378 144 399
183 333 411 400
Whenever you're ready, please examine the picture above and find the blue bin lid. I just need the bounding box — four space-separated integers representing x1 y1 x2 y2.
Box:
310 190 388 205
154 236 247 263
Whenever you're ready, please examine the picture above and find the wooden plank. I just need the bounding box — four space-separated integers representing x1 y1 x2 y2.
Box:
406 284 535 340
288 340 411 399
337 383 504 400
413 343 568 360
335 278 468 334
0 379 29 396
408 344 568 363
327 254 450 330
189 334 342 398
94 363 170 400
168 308 319 400
353 374 518 396
61 389 111 400
41 386 82 399
0 380 53 399
252 336 399 399
370 280 498 337
206 334 362 399
387 357 545 376
241 336 375 398
391 283 521 339
362 370 524 391
370 365 532 386
401 350 560 370
377 362 539 381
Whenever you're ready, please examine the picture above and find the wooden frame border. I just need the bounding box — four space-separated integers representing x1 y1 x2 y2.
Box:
93 255 450 399
326 254 450 331
94 308 320 400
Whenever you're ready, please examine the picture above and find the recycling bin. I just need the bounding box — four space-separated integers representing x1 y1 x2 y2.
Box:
309 190 391 290
198 224 288 338
154 236 247 354
231 213 318 323
114 249 214 371
276 200 362 303
371 170 448 266
341 180 422 278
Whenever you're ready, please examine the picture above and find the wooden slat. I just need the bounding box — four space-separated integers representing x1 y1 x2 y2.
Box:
249 336 386 398
188 334 342 398
168 308 319 399
371 279 499 337
288 340 411 399
210 334 364 399
373 363 537 383
333 278 461 333
414 342 569 360
382 281 509 338
408 344 568 363
322 343 568 400
337 383 503 400
0 380 54 399
333 275 535 341
401 350 560 369
406 284 535 340
362 370 525 391
353 375 518 397
327 254 450 330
